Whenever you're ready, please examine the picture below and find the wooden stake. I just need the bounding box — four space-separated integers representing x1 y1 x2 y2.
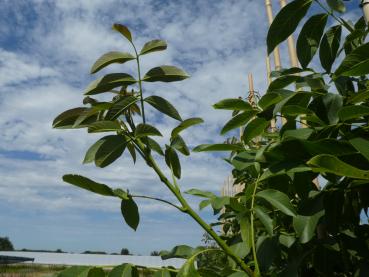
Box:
248 73 256 107
266 56 276 131
362 0 369 23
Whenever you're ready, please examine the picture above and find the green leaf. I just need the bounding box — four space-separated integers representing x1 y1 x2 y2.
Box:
258 93 283 110
193 143 243 152
135 123 162 137
106 96 138 120
293 211 324 243
145 95 182 121
126 142 136 164
140 39 167 56
281 105 313 117
256 189 297 217
282 128 314 140
53 108 95 129
242 117 270 144
319 25 342 73
84 73 137 95
267 0 313 54
177 254 200 277
83 137 106 164
268 75 301 92
221 110 257 135
146 137 164 156
90 51 135 74
213 98 252 110
63 174 115 197
239 217 252 251
94 135 127 168
211 196 230 210
199 199 211 210
326 0 346 13
185 189 216 198
338 105 369 121
160 245 202 259
335 42 369 76
57 266 94 277
88 121 121 133
143 65 189 82
350 137 369 162
113 188 129 200
279 234 296 248
171 118 203 138
260 162 311 181
165 146 181 179
297 14 328 68
254 206 273 236
153 269 171 277
170 135 190 156
109 264 139 277
307 154 369 179
121 197 139 231
230 242 249 259
112 24 133 42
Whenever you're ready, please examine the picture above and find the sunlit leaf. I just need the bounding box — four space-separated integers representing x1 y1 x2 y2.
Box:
143 65 189 82
112 24 133 42
140 39 167 56
90 51 135 74
84 73 136 95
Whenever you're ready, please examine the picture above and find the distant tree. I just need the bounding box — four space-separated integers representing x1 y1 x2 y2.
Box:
83 250 107 255
120 248 130 255
0 237 14 251
150 251 160 256
56 249 63 253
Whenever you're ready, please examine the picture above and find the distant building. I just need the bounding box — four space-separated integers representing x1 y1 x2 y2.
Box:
0 251 185 268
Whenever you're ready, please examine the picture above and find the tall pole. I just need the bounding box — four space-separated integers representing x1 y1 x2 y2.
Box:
362 0 369 23
266 57 277 131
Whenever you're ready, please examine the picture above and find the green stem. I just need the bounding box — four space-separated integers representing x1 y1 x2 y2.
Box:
131 194 184 212
250 177 261 276
131 42 146 124
314 0 354 33
135 140 254 277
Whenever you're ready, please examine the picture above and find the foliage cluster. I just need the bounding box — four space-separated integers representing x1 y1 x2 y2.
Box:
53 0 369 276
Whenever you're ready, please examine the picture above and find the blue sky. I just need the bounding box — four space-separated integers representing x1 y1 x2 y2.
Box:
0 0 363 255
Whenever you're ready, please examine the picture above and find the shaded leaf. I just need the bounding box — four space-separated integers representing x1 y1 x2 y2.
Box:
145 95 182 121
349 137 369 162
243 117 270 144
94 135 127 168
106 96 138 120
213 98 252 110
109 264 139 277
112 24 132 42
63 174 115 197
256 189 297 217
170 135 190 156
268 76 301 92
221 110 257 135
338 105 369 121
165 146 181 179
121 197 140 231
135 123 162 137
193 144 243 152
85 73 136 95
185 189 216 198
88 121 121 133
53 108 95 129
254 206 273 236
297 14 328 68
319 25 342 73
90 51 135 74
258 93 283 110
143 65 189 82
335 42 369 76
267 0 313 54
307 154 369 179
146 137 164 156
326 0 346 13
293 211 324 243
171 118 203 138
153 269 171 277
177 255 200 277
140 39 167 56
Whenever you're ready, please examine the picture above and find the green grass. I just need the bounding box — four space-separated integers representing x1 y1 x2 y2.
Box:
0 264 66 277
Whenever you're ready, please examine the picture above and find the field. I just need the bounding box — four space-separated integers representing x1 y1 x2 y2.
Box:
0 264 67 277
0 264 155 277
